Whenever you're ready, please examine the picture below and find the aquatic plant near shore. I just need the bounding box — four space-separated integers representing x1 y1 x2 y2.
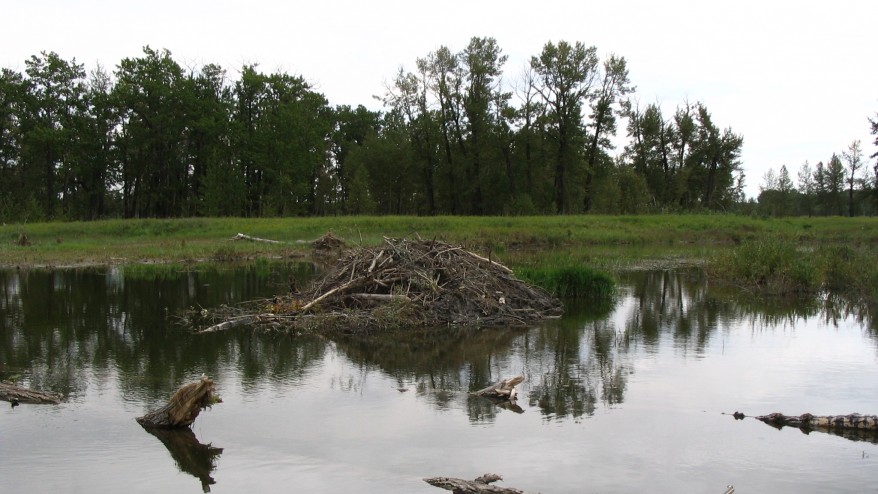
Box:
710 239 878 303
517 264 615 299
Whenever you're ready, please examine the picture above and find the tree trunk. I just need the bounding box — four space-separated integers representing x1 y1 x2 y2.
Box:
136 376 220 428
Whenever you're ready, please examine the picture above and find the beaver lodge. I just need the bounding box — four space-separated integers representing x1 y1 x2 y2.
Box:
195 236 563 334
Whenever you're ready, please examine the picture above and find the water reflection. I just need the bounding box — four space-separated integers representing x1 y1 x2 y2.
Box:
142 426 223 492
0 263 320 402
1 265 874 424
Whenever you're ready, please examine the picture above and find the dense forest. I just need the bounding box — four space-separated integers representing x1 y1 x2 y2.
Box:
0 39 875 221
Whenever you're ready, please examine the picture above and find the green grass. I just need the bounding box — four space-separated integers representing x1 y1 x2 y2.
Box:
3 214 877 305
517 264 616 299
710 238 878 304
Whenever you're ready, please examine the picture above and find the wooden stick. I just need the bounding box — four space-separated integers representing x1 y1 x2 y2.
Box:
231 233 285 244
301 275 370 311
197 314 274 333
461 248 513 274
349 293 410 303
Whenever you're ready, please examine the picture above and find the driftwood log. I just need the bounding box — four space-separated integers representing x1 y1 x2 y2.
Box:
756 412 878 431
755 412 878 443
232 233 285 244
136 376 220 428
473 376 524 401
0 381 64 405
424 473 526 494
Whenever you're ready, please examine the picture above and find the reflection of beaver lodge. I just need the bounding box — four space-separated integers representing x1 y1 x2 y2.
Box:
199 236 563 334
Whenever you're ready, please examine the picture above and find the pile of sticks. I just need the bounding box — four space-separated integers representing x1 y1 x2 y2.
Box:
299 237 562 327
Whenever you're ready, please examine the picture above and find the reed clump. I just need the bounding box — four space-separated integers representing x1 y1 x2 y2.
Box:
517 265 616 299
710 239 878 302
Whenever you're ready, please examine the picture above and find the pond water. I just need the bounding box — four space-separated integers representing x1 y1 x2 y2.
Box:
1 264 877 493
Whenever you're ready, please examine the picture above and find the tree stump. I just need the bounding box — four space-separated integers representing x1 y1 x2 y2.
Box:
472 376 524 401
136 376 220 428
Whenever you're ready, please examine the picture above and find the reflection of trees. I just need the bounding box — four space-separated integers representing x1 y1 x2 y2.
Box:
0 263 324 402
332 327 524 422
3 263 874 430
523 300 622 421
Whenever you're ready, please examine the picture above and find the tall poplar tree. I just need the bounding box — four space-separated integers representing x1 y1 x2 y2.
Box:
530 41 598 213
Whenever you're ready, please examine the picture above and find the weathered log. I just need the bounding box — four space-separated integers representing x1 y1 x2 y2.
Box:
197 314 274 334
424 473 526 494
0 381 63 405
747 412 878 444
143 426 223 493
756 412 878 432
136 376 220 428
472 375 524 401
231 233 285 244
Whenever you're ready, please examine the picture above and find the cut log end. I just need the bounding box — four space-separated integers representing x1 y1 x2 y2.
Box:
136 376 220 428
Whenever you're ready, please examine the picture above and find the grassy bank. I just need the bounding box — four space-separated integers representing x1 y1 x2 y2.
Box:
2 214 877 305
3 215 876 269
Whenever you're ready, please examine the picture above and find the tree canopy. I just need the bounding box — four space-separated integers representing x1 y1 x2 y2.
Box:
0 40 827 221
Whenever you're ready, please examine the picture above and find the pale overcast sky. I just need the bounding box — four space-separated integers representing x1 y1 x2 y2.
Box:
4 0 876 199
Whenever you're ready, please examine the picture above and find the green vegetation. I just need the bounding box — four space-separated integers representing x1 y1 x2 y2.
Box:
710 238 878 305
1 42 747 222
3 215 877 304
517 264 615 299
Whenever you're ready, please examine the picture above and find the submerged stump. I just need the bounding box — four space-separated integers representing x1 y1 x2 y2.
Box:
473 376 524 401
136 376 220 428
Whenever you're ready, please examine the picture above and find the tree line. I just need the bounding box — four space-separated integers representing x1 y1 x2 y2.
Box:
757 135 878 217
0 39 777 221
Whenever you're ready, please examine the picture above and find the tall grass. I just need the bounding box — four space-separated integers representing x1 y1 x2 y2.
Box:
2 215 877 272
517 263 616 299
710 238 878 303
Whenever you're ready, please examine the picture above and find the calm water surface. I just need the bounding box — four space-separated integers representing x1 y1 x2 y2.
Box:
1 264 877 493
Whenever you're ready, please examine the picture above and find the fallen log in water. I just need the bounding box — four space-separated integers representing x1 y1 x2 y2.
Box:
424 473 526 494
472 375 524 401
136 376 220 428
734 411 878 444
756 412 878 432
0 381 64 405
